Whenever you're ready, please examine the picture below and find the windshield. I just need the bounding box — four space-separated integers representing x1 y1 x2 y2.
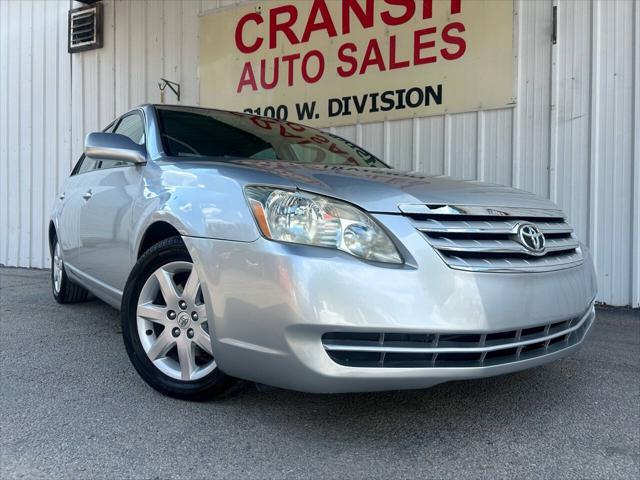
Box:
156 107 387 168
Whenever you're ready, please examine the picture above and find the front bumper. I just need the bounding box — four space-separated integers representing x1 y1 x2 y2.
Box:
183 214 597 393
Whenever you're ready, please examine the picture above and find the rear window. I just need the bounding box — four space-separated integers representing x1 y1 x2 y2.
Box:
156 107 386 168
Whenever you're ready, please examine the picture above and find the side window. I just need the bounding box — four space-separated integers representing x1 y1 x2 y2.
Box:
71 121 118 175
103 121 117 133
113 113 145 145
100 112 146 170
75 154 99 175
71 113 146 174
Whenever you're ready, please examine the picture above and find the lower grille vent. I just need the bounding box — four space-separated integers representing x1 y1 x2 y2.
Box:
322 309 594 368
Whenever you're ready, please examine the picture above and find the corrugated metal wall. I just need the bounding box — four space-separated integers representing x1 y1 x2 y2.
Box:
0 0 638 307
1 0 73 270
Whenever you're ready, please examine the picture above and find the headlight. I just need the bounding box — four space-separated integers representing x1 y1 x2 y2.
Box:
245 186 403 264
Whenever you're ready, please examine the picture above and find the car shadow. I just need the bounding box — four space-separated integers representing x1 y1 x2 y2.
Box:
205 361 580 446
55 290 589 446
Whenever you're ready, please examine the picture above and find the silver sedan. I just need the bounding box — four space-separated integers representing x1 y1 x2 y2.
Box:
50 105 597 400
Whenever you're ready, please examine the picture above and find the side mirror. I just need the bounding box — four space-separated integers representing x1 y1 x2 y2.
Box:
84 132 147 164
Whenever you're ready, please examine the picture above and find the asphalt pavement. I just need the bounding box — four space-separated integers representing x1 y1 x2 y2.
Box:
1 267 638 479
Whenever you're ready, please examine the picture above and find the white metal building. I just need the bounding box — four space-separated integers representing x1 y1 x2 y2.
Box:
0 0 638 306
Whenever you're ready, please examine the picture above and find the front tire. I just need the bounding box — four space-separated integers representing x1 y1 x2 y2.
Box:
121 236 237 400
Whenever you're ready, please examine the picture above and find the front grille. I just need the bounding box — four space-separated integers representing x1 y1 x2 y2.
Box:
322 308 594 368
399 204 583 272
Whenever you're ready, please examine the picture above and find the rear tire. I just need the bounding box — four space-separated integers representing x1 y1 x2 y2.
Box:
51 235 89 304
121 236 237 401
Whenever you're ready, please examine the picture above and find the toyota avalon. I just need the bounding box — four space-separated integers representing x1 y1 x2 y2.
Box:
49 105 597 400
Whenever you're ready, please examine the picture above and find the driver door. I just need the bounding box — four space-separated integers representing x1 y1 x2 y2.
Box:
74 112 147 296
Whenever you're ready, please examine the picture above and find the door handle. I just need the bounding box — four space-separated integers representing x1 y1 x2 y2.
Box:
82 190 93 200
59 192 65 200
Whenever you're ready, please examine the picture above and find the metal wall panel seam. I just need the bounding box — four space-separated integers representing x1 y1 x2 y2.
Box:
56 1 67 236
10 0 17 265
70 44 83 177
182 0 200 105
163 1 181 103
127 0 130 110
412 117 420 173
383 120 391 167
114 0 129 117
110 0 117 126
19 0 33 267
42 0 53 266
476 110 485 181
512 0 523 190
29 0 34 267
32 0 44 268
93 41 101 131
129 0 146 109
615 0 633 306
549 0 559 205
588 0 600 282
633 0 640 307
42 0 55 267
7 0 20 265
444 114 451 176
0 0 9 265
146 0 163 106
97 32 102 131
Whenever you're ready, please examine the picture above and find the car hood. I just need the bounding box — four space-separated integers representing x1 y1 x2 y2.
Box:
168 159 559 213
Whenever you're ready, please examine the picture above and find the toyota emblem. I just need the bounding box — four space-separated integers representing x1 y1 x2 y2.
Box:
516 223 546 254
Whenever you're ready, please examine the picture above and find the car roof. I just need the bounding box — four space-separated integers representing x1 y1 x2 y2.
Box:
137 103 235 115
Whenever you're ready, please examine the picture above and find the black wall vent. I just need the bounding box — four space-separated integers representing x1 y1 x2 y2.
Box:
68 2 103 53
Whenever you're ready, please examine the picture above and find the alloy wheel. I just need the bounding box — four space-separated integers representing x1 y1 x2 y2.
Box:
136 261 216 381
53 241 63 294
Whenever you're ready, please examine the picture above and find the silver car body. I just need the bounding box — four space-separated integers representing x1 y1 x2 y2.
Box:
51 105 597 393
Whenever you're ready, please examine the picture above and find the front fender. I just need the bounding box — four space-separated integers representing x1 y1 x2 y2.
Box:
131 163 260 258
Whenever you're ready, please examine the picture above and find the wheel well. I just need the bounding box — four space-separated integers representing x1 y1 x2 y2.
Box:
138 222 182 258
